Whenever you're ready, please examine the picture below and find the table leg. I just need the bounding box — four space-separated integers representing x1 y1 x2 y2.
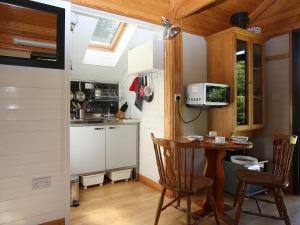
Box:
203 149 226 214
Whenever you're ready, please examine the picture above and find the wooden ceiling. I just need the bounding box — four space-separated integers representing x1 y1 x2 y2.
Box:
251 0 300 38
182 0 262 36
183 0 300 38
0 2 57 55
72 0 300 39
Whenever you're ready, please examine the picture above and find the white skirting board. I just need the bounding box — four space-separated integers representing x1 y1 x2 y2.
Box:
107 169 132 184
80 173 105 189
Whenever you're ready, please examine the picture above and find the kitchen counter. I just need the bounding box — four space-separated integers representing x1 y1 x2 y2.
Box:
70 118 140 126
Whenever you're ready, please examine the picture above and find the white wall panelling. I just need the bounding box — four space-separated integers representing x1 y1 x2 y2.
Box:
251 34 290 160
0 0 70 224
119 71 164 182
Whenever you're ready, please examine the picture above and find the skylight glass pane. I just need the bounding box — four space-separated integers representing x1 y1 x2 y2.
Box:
91 17 121 45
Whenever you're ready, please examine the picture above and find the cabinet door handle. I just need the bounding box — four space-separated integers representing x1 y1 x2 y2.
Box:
108 127 118 129
94 127 104 130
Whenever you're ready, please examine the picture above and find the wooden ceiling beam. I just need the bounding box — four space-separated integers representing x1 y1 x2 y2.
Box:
173 0 216 19
249 0 275 23
72 0 170 25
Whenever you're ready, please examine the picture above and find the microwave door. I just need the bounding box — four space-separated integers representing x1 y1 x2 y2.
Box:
205 85 229 105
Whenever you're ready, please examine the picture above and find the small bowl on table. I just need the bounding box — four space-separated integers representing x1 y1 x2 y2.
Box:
184 135 204 142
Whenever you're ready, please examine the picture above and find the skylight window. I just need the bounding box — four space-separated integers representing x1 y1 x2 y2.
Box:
89 17 126 52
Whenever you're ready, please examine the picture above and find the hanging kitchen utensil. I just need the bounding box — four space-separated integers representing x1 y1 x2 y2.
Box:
70 91 74 101
120 102 128 112
94 84 101 99
129 76 138 93
75 82 86 102
139 76 145 98
135 77 143 111
83 100 93 113
144 75 154 103
72 101 78 110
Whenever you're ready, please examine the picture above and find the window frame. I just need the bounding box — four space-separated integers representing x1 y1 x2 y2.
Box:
88 23 127 52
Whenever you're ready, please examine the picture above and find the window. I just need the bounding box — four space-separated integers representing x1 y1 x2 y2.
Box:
88 17 126 52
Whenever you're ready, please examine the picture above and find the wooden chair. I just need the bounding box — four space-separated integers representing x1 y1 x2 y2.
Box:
233 133 298 225
151 133 220 225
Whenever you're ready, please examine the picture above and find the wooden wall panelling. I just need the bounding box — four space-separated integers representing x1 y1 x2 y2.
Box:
0 2 57 54
207 29 235 136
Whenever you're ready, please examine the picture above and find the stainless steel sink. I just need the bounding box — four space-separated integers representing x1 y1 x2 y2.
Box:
70 119 105 124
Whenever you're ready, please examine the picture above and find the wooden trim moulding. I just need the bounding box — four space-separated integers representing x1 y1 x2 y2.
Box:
265 53 289 62
138 174 175 198
39 218 65 225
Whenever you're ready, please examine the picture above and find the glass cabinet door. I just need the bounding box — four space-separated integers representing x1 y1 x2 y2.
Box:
252 43 263 125
236 40 249 127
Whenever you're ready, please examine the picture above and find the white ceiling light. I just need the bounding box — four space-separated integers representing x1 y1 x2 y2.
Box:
13 38 56 49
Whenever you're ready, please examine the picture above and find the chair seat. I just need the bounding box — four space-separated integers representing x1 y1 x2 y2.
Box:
161 175 213 193
237 169 285 187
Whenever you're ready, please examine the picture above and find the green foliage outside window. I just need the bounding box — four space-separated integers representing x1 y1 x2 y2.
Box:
236 60 247 125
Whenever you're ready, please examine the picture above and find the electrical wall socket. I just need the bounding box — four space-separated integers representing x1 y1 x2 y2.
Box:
32 176 51 190
175 94 182 101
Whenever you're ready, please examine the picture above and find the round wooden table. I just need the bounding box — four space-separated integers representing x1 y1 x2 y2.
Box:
178 137 253 224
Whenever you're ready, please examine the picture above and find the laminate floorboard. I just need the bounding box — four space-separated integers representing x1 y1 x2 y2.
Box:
71 181 300 225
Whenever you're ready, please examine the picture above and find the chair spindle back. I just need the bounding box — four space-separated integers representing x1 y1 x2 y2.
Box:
151 133 203 193
273 133 298 180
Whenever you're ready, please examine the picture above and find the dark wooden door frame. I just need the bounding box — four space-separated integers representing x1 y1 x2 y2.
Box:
292 28 300 194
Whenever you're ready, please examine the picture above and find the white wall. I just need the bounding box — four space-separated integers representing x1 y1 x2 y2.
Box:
70 9 162 83
118 32 208 182
119 71 164 182
0 1 70 224
182 32 208 136
251 34 290 160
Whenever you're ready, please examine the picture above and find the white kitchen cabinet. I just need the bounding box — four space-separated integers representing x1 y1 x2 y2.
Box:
105 125 137 170
128 39 164 75
70 126 106 175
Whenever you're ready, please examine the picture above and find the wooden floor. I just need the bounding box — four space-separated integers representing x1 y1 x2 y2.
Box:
71 181 300 225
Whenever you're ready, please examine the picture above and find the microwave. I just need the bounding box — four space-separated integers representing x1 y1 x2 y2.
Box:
186 83 230 107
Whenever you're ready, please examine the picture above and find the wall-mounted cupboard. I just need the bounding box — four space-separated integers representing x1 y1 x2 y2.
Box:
207 27 264 137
